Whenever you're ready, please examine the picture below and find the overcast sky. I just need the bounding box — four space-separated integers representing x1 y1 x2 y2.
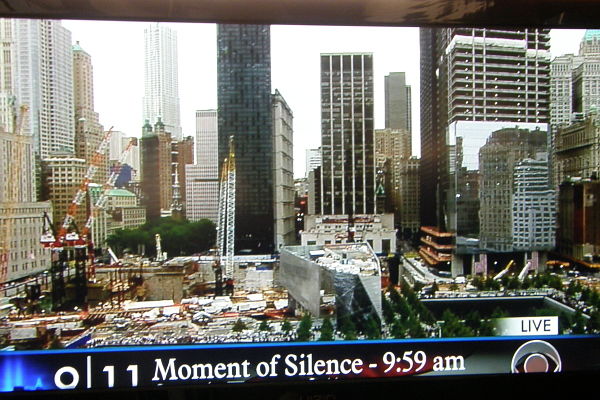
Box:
60 21 586 177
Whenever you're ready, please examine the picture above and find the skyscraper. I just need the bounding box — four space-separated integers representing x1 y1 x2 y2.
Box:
375 127 418 234
384 72 412 133
195 109 219 178
272 89 295 249
574 30 600 118
143 23 182 140
41 155 88 230
305 148 322 178
420 28 551 231
319 53 375 216
140 119 173 220
186 110 219 223
10 19 74 157
478 127 551 252
217 24 274 253
0 19 16 134
73 41 106 181
551 30 600 128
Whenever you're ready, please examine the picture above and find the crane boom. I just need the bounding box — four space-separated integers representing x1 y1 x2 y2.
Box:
58 127 114 240
82 138 136 236
217 136 236 278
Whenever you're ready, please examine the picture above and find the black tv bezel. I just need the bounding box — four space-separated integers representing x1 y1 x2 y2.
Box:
2 0 600 398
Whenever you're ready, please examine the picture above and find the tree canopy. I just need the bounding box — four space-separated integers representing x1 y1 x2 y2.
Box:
106 217 216 258
319 316 334 341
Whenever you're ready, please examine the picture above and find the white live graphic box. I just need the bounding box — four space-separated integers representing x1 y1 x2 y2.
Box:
495 317 559 336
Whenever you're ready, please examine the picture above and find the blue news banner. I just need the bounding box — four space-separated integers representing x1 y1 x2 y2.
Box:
1 336 599 392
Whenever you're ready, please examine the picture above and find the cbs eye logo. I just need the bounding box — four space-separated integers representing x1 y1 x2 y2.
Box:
511 340 562 373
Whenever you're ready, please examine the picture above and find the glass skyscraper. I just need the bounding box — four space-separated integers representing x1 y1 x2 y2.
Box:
319 53 375 216
217 24 274 253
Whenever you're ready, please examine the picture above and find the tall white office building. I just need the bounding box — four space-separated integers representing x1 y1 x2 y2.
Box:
143 23 182 140
6 19 74 157
194 109 219 177
273 90 295 249
185 110 220 223
512 154 555 251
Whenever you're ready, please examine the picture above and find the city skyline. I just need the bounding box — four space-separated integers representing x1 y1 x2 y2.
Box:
53 22 586 178
58 22 423 179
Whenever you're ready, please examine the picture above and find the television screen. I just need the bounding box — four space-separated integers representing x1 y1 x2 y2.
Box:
0 1 599 398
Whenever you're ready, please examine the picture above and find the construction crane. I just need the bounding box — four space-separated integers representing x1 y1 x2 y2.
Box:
0 104 28 286
54 127 114 243
80 138 136 257
216 135 236 279
40 127 114 310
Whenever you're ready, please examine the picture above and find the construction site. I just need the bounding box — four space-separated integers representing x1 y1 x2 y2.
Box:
0 115 595 351
0 131 383 349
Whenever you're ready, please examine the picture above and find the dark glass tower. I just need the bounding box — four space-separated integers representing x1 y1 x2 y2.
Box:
319 53 375 216
217 24 274 254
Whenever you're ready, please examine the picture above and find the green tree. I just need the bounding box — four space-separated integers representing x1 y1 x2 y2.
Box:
319 316 334 341
404 315 427 338
580 287 591 303
472 276 485 290
559 312 571 334
364 315 382 339
416 303 437 325
388 285 402 305
547 274 564 291
440 309 473 338
465 310 482 332
390 319 406 339
590 289 600 307
387 288 412 321
259 320 271 331
337 314 357 340
587 311 600 334
232 319 247 332
565 280 577 296
571 310 587 334
382 294 396 325
478 319 496 336
507 276 521 290
491 307 509 319
296 313 313 341
484 277 501 291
